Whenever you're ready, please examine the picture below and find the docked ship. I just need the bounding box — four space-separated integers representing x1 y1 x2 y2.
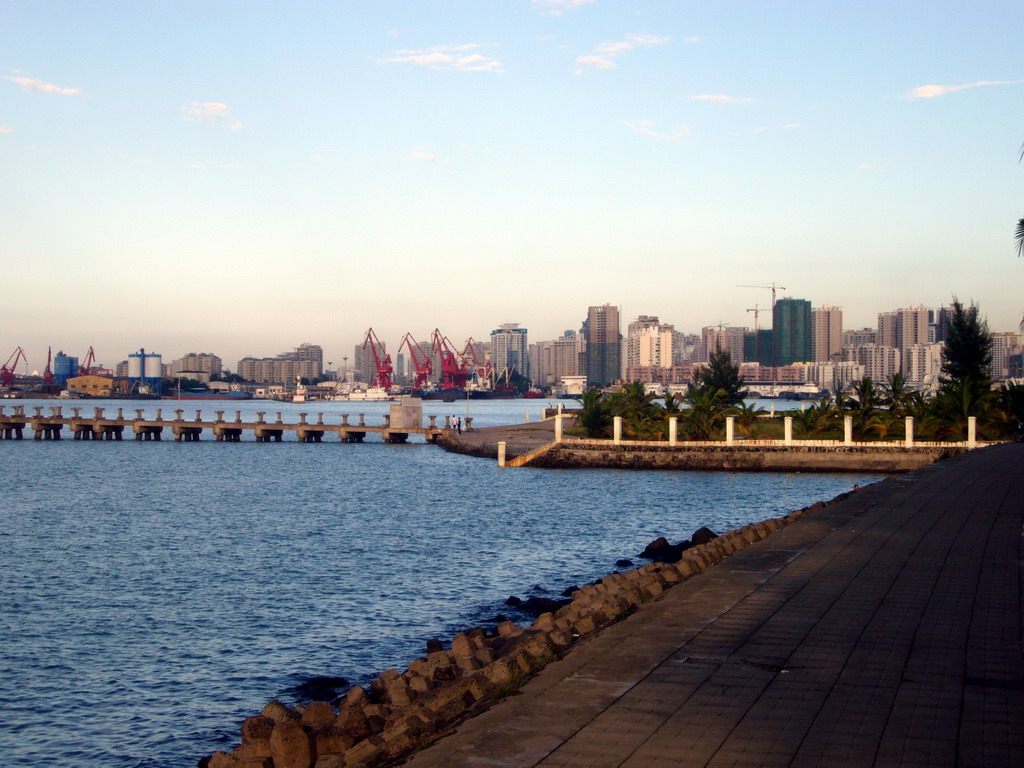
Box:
164 389 253 401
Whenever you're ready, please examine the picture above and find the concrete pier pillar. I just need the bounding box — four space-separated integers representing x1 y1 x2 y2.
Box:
342 414 350 426
175 410 184 421
770 404 775 417
72 408 81 418
726 416 735 445
669 416 678 446
358 414 365 427
50 407 61 417
33 407 43 417
498 441 507 467
298 413 308 424
155 409 162 420
784 416 793 446
94 408 104 419
256 412 266 423
215 411 224 422
0 407 5 417
554 414 563 442
614 416 623 445
968 416 977 448
905 416 914 447
135 409 144 419
465 417 473 430
317 413 324 425
844 416 853 446
235 411 242 423
195 410 202 422
445 415 451 429
524 413 530 423
557 403 564 414
14 406 25 416
427 415 436 428
276 412 283 424
117 408 124 419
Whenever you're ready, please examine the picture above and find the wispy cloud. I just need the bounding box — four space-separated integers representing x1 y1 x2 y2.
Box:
533 0 598 14
576 33 671 74
181 101 243 130
751 123 802 134
691 94 756 105
384 44 502 73
410 147 452 165
4 74 80 95
902 79 1024 99
683 36 703 44
621 120 690 141
0 126 13 134
116 152 153 165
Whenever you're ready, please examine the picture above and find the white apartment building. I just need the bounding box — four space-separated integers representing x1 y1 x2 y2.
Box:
811 305 843 363
904 343 942 385
792 360 865 393
990 332 1024 380
699 326 746 363
846 344 901 382
170 352 223 377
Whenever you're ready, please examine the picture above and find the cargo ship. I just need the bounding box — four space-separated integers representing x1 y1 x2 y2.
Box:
163 390 253 401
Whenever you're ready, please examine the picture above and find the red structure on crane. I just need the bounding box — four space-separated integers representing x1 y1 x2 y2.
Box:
461 337 492 387
1 346 27 387
361 328 393 389
78 346 112 377
430 329 471 390
399 333 432 389
43 346 54 387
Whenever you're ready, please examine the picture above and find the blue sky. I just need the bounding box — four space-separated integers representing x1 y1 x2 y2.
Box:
2 0 1021 370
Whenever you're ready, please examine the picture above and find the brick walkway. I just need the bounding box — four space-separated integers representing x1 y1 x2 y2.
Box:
403 443 1024 768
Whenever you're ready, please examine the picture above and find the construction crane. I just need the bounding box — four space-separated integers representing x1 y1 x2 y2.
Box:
430 329 471 390
399 333 432 389
1 346 27 387
746 305 763 362
738 282 786 309
361 328 393 389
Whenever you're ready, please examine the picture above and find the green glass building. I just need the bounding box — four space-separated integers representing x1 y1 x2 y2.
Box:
772 298 812 366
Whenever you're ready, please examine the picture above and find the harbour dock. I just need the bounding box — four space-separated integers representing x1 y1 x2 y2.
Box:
0 404 447 443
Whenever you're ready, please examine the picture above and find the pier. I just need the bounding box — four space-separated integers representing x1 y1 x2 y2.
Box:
0 405 448 444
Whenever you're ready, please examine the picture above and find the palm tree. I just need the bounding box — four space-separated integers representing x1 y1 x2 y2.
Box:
881 372 914 417
683 384 728 440
726 402 766 438
577 388 611 438
931 378 993 440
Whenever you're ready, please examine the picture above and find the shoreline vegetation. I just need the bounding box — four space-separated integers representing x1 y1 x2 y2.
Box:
201 485 867 768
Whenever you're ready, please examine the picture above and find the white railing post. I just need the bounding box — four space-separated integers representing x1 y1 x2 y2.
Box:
613 416 622 445
905 416 914 447
669 416 678 446
524 413 530 423
554 414 563 443
967 416 977 448
726 416 735 446
844 416 853 446
498 441 507 467
784 416 793 446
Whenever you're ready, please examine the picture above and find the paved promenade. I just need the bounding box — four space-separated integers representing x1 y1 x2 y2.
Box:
405 442 1023 768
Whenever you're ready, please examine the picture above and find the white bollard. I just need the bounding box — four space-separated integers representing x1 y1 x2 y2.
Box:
726 416 735 445
770 404 776 417
844 415 853 446
554 414 563 443
905 416 914 447
967 416 977 448
669 416 678 446
800 402 806 412
524 413 530 423
498 441 507 467
613 416 623 445
784 416 793 446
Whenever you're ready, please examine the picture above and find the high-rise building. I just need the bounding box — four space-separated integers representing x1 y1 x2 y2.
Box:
847 345 900 382
990 333 1024 380
773 298 812 366
583 304 621 387
743 330 773 366
52 351 79 386
842 328 876 348
878 306 929 373
905 343 942 386
238 343 324 384
811 305 843 363
534 330 586 386
170 353 223 377
700 326 746 363
490 323 529 380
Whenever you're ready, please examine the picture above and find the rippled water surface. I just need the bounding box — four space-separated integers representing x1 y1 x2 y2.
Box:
0 398 881 767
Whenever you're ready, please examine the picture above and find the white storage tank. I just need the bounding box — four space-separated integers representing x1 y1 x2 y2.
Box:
128 352 144 379
143 353 163 379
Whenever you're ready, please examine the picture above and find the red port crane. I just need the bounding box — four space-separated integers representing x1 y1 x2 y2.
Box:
1 346 27 387
399 333 432 389
78 346 112 377
361 328 393 389
430 329 471 390
461 337 492 387
43 346 54 386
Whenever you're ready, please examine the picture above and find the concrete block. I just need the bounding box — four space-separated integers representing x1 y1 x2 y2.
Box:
270 721 314 768
343 735 383 767
261 699 301 724
302 700 336 731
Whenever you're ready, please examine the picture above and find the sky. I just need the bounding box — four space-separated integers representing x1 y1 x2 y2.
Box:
2 0 1022 371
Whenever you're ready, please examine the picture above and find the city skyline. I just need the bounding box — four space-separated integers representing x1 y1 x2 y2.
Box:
2 1 1022 366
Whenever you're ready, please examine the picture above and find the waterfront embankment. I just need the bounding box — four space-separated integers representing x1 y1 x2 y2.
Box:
401 441 1024 768
438 419 973 472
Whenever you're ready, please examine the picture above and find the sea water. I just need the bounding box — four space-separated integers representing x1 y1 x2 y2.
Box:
0 398 880 767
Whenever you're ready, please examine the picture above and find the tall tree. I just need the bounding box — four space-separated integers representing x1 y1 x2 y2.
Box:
940 298 993 385
694 345 745 406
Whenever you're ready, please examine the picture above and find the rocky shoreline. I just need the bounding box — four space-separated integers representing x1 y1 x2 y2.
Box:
201 489 860 768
